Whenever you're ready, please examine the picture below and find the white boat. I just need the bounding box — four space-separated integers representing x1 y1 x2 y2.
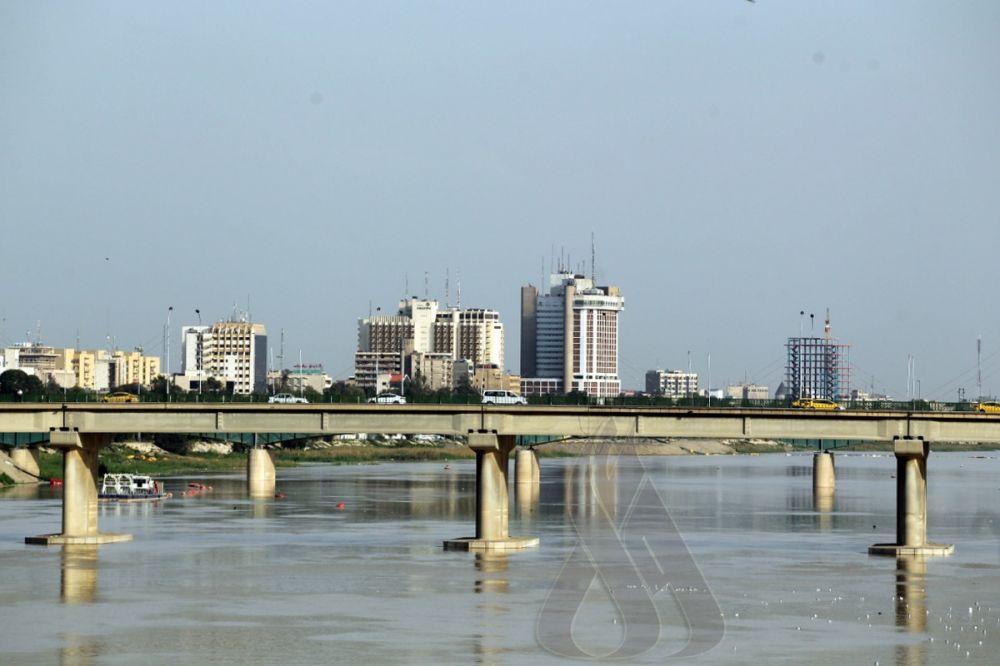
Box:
99 474 170 502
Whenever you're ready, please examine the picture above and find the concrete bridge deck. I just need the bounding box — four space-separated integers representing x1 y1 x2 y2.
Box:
2 403 1000 442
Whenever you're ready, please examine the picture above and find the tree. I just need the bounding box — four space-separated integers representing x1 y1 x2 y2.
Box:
324 380 365 403
0 370 45 397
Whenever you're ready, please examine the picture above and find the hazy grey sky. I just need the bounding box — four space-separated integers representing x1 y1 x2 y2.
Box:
2 1 999 398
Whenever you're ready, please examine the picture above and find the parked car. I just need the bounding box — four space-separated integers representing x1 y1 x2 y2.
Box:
101 391 139 403
368 393 406 404
268 393 309 404
481 390 527 405
975 401 1000 414
791 398 844 411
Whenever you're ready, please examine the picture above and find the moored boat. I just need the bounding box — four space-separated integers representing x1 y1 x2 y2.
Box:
99 474 171 502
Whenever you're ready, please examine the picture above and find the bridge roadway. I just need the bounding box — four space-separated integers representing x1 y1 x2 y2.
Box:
2 402 1000 442
3 403 998 555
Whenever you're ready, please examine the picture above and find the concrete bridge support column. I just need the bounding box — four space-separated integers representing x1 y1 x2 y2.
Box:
444 433 539 551
515 447 540 487
11 446 41 478
870 437 953 556
812 451 835 492
248 448 276 498
26 432 132 545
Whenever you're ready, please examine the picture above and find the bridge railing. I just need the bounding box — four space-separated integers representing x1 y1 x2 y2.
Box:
0 392 987 413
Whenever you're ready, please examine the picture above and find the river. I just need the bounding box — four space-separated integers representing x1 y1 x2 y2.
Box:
1 452 998 664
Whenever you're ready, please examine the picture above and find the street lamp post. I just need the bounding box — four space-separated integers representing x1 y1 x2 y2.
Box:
166 306 173 400
195 308 202 397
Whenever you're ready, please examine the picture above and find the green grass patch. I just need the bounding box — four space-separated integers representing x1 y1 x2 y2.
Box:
273 446 476 465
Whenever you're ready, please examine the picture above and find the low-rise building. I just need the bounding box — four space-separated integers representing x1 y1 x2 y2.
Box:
406 351 454 392
471 364 520 393
520 377 564 396
645 369 699 398
724 383 770 401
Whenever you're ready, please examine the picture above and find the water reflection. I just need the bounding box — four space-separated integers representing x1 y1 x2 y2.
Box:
474 552 509 594
894 556 928 666
59 633 102 666
815 487 834 531
251 498 277 520
562 456 619 523
0 482 43 500
60 545 98 604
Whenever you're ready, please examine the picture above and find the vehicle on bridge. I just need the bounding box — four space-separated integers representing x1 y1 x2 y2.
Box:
791 398 845 411
268 393 309 404
975 401 1000 414
99 474 169 502
368 393 406 404
482 390 527 405
101 391 139 403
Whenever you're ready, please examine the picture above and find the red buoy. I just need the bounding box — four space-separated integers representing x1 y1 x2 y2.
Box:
336 502 346 510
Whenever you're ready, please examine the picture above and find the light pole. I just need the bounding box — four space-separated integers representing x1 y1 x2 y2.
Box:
166 306 173 400
707 352 712 408
195 309 202 396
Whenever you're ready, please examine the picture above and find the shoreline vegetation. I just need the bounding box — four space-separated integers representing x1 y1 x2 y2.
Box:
22 437 1000 480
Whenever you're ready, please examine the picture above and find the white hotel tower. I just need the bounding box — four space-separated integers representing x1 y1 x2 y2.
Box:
520 271 624 398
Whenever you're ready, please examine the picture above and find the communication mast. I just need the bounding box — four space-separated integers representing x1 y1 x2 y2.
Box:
977 335 983 399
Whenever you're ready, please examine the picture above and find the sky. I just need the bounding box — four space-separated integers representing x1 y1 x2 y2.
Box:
2 1 999 399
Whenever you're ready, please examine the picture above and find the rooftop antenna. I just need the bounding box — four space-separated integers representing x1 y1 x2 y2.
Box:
591 232 597 284
76 329 80 351
810 313 815 334
445 268 450 307
977 335 983 399
35 320 42 345
424 271 429 299
247 293 251 322
456 270 462 309
824 308 831 340
560 246 565 272
405 273 409 297
278 328 285 372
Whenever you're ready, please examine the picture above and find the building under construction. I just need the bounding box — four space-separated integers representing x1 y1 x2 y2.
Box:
784 311 851 400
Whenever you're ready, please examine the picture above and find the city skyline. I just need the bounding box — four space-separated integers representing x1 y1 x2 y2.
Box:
3 2 999 398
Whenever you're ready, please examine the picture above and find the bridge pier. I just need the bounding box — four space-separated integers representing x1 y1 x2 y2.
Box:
26 432 132 545
870 437 953 556
247 448 276 498
444 433 539 551
812 451 835 492
515 447 540 486
10 446 41 478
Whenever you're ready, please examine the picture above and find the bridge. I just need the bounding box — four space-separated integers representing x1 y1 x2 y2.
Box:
4 402 1000 555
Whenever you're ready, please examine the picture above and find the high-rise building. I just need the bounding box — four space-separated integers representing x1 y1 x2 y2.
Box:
645 369 698 398
433 308 504 368
355 298 506 393
785 310 850 400
181 318 267 394
520 271 624 397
